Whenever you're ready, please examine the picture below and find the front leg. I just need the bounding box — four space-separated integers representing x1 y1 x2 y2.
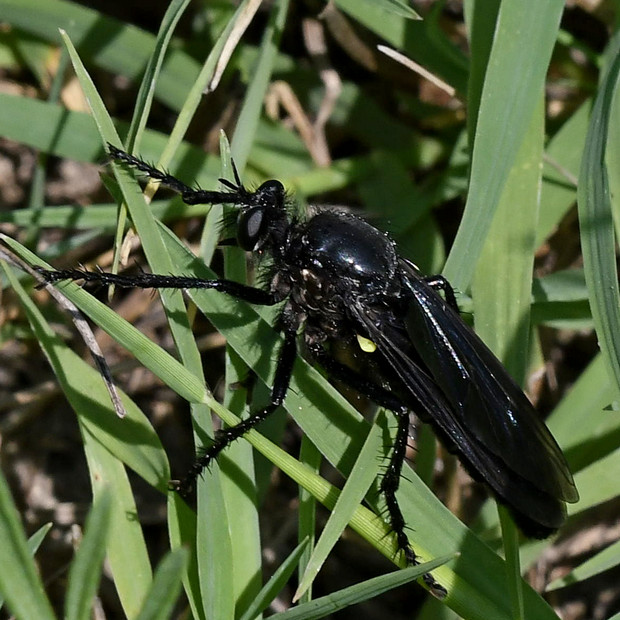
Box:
36 266 283 305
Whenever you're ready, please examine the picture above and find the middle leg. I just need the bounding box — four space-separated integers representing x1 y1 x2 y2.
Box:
172 325 298 497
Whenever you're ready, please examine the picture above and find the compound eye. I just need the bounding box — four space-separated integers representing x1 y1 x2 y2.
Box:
237 207 267 250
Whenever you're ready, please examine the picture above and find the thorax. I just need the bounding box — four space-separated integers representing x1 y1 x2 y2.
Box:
273 211 401 333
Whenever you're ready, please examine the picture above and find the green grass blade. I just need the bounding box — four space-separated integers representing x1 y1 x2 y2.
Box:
578 33 620 397
271 556 455 620
295 412 385 600
539 102 588 246
547 533 620 591
238 539 309 620
211 136 260 616
0 93 224 191
464 0 500 142
547 354 619 474
135 548 189 620
0 92 102 161
195 469 235 620
166 497 204 620
0 199 208 229
230 0 289 168
58 30 120 143
473 95 543 382
2 235 206 407
81 426 153 615
3 260 157 616
27 523 53 554
444 0 563 291
297 437 321 604
0 467 56 620
156 0 263 173
531 270 591 329
333 0 468 93
0 0 201 111
65 491 112 620
124 0 191 149
0 521 55 609
570 448 620 515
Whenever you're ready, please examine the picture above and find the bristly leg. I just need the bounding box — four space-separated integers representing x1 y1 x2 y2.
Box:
35 266 286 306
305 342 446 596
170 325 298 496
377 411 445 597
107 144 194 195
107 143 250 206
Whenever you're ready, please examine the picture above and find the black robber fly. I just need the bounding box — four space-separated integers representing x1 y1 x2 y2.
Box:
39 145 579 594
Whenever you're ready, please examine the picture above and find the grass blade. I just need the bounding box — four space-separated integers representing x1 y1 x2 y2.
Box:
135 548 189 620
445 0 563 291
65 491 112 620
272 556 455 620
578 33 620 398
0 467 55 620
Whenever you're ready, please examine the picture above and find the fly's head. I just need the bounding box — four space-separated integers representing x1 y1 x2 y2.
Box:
236 180 288 253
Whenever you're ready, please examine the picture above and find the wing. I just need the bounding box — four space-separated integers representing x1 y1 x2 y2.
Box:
348 260 578 535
